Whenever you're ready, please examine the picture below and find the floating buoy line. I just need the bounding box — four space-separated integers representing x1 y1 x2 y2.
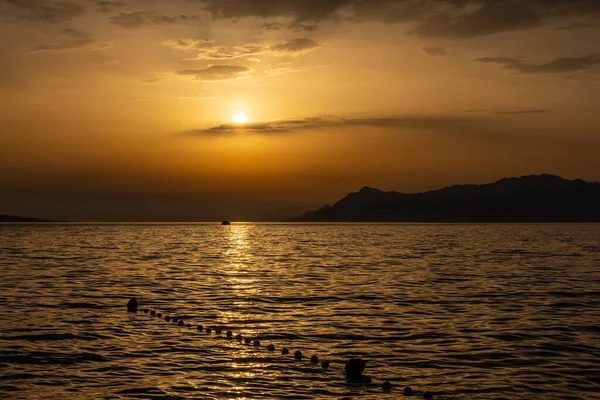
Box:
127 297 441 398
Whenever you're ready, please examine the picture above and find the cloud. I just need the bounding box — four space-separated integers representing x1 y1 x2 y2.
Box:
2 0 84 23
407 1 543 39
184 115 485 136
422 46 447 56
110 11 198 28
161 38 213 50
475 55 600 74
162 37 320 60
261 21 318 32
96 1 123 13
269 38 319 55
265 66 306 76
494 109 552 115
175 65 251 81
196 0 600 38
23 28 108 53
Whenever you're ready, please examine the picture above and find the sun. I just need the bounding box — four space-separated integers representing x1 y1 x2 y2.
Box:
232 112 248 124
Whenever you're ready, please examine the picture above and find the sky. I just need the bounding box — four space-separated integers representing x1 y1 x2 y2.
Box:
0 0 599 221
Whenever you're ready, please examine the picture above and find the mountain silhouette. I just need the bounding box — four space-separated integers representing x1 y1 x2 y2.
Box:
292 174 600 222
0 214 52 222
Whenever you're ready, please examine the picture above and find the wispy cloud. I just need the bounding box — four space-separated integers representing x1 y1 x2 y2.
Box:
475 55 600 74
183 115 487 136
422 46 447 56
110 11 197 28
175 65 251 81
161 37 320 60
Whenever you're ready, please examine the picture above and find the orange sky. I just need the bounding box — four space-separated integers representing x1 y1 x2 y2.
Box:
1 0 599 221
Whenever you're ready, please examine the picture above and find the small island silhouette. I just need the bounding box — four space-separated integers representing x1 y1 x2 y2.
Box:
292 174 600 222
0 214 53 222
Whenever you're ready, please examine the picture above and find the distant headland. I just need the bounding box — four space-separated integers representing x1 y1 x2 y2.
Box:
292 174 600 222
0 214 53 222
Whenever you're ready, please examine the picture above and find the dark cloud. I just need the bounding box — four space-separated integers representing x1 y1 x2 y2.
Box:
200 0 350 22
422 46 447 56
407 1 543 39
96 1 123 13
269 38 319 54
175 65 251 81
184 115 487 136
110 11 197 28
24 28 107 53
2 0 84 23
475 55 600 74
261 21 318 32
494 109 552 115
197 0 600 38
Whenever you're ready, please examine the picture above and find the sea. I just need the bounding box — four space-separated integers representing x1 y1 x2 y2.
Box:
0 223 599 399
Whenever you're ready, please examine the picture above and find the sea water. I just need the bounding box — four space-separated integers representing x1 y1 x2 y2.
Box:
0 223 599 399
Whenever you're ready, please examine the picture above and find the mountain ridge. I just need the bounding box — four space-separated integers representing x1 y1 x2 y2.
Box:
292 174 600 222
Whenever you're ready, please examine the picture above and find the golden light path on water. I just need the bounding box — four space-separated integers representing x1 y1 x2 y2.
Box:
0 223 599 399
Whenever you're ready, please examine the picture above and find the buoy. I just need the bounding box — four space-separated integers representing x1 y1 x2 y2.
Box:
150 310 156 316
294 351 302 360
165 316 171 322
403 387 413 396
423 391 433 399
197 325 203 331
157 313 162 318
382 381 392 391
321 360 330 369
235 334 242 341
178 320 184 326
267 344 275 351
215 328 222 334
126 298 138 312
244 338 251 344
172 318 178 323
282 348 289 355
226 330 233 337
253 340 261 346
206 327 212 333
310 355 319 364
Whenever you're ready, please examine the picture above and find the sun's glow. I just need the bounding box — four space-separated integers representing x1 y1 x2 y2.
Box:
233 112 248 124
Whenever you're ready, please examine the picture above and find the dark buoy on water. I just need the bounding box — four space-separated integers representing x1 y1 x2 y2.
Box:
226 330 233 338
235 334 242 341
403 387 413 396
150 310 156 316
244 338 251 344
344 358 367 383
127 297 138 312
178 320 184 326
282 348 289 355
294 351 303 360
253 340 261 347
165 316 171 322
221 220 231 225
157 313 162 318
321 360 330 369
206 327 212 333
172 318 179 324
197 325 203 331
382 381 392 391
215 328 222 334
310 355 319 364
267 344 275 351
